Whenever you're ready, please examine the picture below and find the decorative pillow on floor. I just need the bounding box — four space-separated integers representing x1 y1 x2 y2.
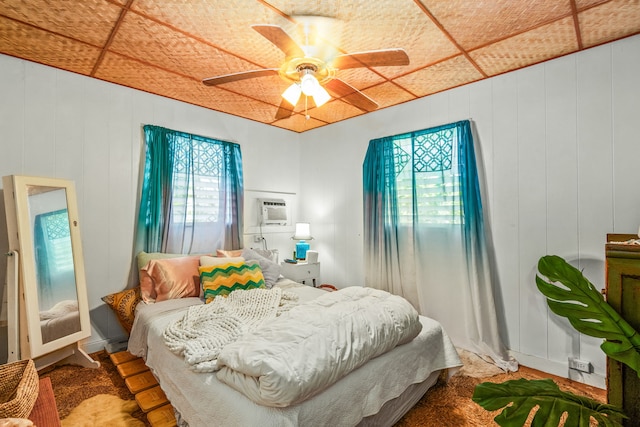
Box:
101 287 142 335
200 260 265 303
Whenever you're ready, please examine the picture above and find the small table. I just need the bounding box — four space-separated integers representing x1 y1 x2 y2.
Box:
280 262 320 287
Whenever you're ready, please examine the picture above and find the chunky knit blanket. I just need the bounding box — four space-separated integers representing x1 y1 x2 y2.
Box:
163 287 298 372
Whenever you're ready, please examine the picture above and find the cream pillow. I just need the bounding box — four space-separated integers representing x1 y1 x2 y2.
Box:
200 255 245 266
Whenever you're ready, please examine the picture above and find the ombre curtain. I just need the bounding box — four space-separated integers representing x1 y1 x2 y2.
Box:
134 125 244 256
363 120 516 371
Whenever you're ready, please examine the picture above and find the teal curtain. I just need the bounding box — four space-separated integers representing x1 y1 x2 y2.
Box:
362 136 407 298
134 125 244 255
363 120 516 371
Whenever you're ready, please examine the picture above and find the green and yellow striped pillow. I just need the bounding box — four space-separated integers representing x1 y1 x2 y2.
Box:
200 260 266 303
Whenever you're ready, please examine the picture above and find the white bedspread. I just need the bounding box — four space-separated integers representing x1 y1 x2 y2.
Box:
128 282 462 427
216 287 422 407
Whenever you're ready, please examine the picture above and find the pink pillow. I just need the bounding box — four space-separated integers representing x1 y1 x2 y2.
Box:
141 256 201 303
216 249 243 257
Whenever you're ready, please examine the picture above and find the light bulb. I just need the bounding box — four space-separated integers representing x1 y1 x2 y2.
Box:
300 73 318 96
312 85 331 107
282 83 301 106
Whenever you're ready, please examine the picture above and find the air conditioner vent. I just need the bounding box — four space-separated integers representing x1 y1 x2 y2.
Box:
259 198 287 225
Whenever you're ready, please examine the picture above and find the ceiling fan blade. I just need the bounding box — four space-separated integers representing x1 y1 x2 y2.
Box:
275 99 295 120
252 25 306 59
202 69 279 86
332 48 410 70
325 79 378 112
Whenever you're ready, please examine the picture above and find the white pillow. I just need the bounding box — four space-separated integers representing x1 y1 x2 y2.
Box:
252 248 279 263
241 248 281 289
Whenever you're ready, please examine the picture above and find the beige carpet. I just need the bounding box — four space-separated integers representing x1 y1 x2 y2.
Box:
42 350 605 427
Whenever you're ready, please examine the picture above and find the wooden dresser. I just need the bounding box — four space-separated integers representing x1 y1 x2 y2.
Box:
605 233 640 426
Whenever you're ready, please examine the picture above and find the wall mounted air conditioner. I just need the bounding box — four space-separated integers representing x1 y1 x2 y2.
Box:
259 198 287 225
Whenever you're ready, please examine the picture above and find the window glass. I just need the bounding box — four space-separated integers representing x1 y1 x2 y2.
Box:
171 138 224 224
394 128 462 225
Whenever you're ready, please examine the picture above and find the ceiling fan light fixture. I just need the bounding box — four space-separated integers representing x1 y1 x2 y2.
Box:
300 72 319 96
312 84 330 107
282 83 302 106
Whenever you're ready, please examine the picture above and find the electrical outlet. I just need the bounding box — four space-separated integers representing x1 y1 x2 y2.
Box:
568 357 592 373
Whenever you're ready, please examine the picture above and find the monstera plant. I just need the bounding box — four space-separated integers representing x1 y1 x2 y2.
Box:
472 255 640 427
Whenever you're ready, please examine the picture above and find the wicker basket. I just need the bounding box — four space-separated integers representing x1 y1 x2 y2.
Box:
0 359 39 418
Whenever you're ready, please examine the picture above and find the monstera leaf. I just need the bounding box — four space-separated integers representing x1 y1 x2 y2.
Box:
473 378 625 427
536 255 640 376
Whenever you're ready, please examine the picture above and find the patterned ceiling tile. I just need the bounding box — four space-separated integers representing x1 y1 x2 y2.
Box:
331 68 388 90
313 0 459 78
0 17 101 75
272 116 327 133
271 112 327 133
575 0 613 9
305 98 364 123
424 0 572 50
361 82 417 109
203 73 289 106
0 0 122 47
393 55 483 97
131 0 290 67
110 11 261 81
470 16 578 76
579 0 640 48
210 96 281 124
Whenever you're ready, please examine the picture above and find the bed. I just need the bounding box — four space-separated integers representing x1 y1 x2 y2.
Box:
127 274 462 427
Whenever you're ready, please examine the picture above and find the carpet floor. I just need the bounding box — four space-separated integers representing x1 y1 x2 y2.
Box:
41 350 606 426
39 351 149 426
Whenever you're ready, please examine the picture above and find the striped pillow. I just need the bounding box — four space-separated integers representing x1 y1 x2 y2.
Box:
200 260 266 303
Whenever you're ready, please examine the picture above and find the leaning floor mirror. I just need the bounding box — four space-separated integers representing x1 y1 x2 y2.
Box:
3 175 99 370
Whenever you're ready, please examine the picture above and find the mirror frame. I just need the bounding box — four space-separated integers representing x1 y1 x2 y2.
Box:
3 175 96 368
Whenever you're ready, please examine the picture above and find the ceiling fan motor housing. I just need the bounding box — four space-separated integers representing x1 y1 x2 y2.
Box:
279 56 335 85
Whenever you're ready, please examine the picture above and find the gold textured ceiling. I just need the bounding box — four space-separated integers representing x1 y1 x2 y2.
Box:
1 0 639 133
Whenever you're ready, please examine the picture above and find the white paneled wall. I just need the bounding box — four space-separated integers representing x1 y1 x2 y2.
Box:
0 54 302 357
300 34 640 386
1 34 639 385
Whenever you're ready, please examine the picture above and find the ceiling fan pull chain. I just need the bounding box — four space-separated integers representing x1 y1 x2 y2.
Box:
305 96 310 120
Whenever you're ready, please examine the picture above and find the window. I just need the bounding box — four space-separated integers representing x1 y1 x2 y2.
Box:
136 125 244 254
171 137 225 225
393 127 462 225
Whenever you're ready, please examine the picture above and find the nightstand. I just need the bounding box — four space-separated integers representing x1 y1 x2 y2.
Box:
280 262 320 287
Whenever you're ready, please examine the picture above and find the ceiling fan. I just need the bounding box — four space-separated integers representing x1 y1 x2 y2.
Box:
202 24 410 120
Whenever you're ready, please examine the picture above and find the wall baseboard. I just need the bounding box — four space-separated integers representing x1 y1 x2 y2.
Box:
83 337 127 355
509 350 605 389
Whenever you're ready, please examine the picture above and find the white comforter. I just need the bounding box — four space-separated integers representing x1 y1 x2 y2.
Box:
163 287 299 372
216 286 422 407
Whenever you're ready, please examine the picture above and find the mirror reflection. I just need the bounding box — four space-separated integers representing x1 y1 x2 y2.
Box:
27 185 81 343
